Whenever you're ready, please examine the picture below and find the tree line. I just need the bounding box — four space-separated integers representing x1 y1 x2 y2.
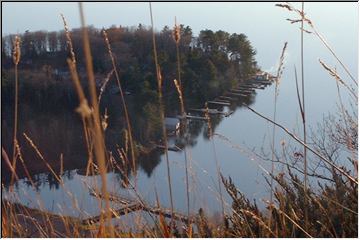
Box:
2 24 258 98
2 24 258 142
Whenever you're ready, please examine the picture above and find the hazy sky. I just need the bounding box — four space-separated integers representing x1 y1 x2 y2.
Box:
2 2 358 70
2 2 358 34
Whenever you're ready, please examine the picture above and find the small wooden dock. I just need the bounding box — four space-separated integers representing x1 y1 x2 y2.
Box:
189 108 224 114
224 110 235 117
214 98 231 103
207 100 231 106
155 144 182 152
177 114 207 121
175 72 275 124
228 92 249 97
218 96 236 101
230 89 253 94
234 87 255 92
243 84 265 90
185 115 207 121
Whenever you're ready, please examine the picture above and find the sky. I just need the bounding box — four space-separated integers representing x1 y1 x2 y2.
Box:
2 2 359 71
2 2 358 35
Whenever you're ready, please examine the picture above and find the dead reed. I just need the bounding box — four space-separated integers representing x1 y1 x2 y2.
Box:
269 41 288 228
173 78 191 227
102 29 137 177
149 2 175 226
98 69 114 103
61 14 94 174
300 3 308 230
10 36 21 188
79 3 114 234
204 103 225 223
68 3 113 236
276 2 358 87
319 59 357 100
173 17 182 90
246 106 358 185
172 18 191 231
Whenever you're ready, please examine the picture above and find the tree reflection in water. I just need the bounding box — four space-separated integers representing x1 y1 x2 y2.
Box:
2 87 256 190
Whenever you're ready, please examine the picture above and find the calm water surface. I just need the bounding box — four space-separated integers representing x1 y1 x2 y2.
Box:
2 3 358 222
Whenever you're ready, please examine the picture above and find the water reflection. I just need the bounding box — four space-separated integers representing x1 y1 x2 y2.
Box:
2 79 261 192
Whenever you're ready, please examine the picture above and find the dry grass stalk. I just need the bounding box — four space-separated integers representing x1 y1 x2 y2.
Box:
300 3 308 230
276 3 358 87
78 3 113 236
173 17 181 44
173 79 185 115
149 2 175 224
61 16 94 170
67 58 94 169
266 201 312 238
332 71 358 176
15 141 36 188
275 42 288 94
174 77 191 232
11 135 87 236
67 59 90 113
10 35 21 187
60 14 76 64
98 69 114 103
2 147 19 182
241 209 276 237
123 129 129 154
246 106 358 185
294 66 304 121
60 16 93 158
102 29 137 176
23 133 62 184
173 17 183 90
12 36 21 65
204 103 212 135
204 103 225 222
101 108 109 131
269 42 288 228
60 153 64 176
319 59 357 100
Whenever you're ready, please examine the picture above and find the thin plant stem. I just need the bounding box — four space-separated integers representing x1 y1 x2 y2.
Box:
246 105 358 185
173 17 191 231
149 2 175 225
312 27 357 87
300 2 308 231
102 29 137 177
61 14 93 176
78 3 113 236
11 61 19 186
270 79 277 205
173 78 191 230
2 147 19 182
268 77 277 233
266 201 312 238
10 36 20 188
334 72 357 177
277 2 357 87
269 42 287 229
205 103 225 222
174 17 182 90
319 59 357 101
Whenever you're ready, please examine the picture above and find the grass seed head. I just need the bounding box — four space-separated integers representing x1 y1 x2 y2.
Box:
173 22 181 44
61 14 76 64
12 36 21 65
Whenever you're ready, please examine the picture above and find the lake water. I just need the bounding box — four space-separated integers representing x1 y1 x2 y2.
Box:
2 2 358 223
